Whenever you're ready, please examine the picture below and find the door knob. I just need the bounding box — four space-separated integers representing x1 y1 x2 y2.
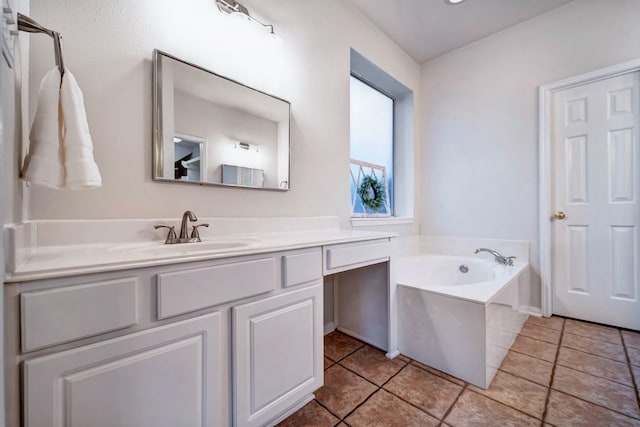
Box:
554 211 566 220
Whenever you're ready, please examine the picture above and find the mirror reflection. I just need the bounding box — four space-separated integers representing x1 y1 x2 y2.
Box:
153 50 290 190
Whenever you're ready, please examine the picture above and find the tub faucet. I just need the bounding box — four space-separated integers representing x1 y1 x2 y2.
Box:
474 248 516 266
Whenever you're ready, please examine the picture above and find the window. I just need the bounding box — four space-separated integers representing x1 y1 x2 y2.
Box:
350 76 394 216
349 49 414 222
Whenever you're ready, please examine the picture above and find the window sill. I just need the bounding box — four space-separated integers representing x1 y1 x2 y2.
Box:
350 217 414 227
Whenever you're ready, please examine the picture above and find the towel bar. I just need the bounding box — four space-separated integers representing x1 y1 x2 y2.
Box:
17 13 64 77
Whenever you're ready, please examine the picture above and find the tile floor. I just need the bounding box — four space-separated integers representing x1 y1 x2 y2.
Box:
279 316 640 426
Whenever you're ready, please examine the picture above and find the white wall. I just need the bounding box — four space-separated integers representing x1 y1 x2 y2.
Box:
26 0 420 233
420 0 640 308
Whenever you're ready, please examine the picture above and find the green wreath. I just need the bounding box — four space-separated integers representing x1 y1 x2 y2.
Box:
358 175 386 212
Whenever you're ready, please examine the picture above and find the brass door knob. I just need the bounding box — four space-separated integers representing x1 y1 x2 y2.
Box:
554 211 566 220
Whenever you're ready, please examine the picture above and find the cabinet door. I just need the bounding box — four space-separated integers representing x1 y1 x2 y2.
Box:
24 313 224 427
233 283 323 427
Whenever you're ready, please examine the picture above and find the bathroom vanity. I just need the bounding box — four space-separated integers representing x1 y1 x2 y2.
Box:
4 217 395 427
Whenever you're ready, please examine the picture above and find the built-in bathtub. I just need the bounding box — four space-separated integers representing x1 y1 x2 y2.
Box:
396 238 530 389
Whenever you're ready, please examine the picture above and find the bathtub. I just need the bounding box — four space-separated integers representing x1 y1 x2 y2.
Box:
397 253 529 389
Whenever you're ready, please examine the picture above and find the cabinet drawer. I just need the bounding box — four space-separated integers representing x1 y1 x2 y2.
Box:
324 239 391 274
157 257 276 319
282 249 322 288
21 278 139 352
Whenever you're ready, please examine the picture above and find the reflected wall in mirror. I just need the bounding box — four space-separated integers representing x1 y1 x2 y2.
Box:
153 50 290 190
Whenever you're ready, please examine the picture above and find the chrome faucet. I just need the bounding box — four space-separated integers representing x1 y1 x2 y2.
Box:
154 210 209 244
474 248 516 266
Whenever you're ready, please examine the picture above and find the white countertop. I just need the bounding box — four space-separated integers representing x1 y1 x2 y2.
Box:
6 228 395 283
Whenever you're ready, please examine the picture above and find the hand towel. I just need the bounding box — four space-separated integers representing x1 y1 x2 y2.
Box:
59 70 102 189
21 67 102 190
20 68 65 188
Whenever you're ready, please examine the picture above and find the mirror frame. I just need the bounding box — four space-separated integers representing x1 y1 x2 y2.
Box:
152 49 291 191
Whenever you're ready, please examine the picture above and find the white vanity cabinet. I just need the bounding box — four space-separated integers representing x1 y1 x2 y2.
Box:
233 283 323 427
24 312 224 427
5 236 393 427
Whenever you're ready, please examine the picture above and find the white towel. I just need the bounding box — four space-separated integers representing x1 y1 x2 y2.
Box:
21 68 65 188
21 68 102 190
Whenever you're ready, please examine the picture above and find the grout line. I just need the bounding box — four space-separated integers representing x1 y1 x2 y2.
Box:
541 315 565 423
408 360 465 387
509 346 557 364
440 383 467 423
313 398 343 423
620 329 640 415
377 363 448 421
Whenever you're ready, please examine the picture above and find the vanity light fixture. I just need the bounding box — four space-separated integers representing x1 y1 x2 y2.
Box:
215 0 276 35
445 0 465 4
234 141 260 153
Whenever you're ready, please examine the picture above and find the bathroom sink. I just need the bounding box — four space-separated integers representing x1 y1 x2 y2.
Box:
109 240 251 256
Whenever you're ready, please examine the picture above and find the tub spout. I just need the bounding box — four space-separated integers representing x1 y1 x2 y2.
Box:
474 248 516 266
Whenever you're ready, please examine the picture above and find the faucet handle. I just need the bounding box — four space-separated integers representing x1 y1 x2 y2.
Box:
154 225 177 244
506 256 516 266
190 224 210 242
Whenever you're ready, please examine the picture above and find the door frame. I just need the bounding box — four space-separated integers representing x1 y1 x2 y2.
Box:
539 58 640 317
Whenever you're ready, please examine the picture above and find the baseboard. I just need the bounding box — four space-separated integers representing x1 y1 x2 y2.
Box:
519 305 542 316
266 394 314 426
336 326 387 352
385 350 400 359
323 321 335 335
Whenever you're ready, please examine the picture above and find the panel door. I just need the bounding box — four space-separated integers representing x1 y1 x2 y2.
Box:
24 312 224 427
233 283 323 427
552 71 640 329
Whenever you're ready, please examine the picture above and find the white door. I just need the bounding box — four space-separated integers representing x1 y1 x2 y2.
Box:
24 313 224 427
552 71 640 330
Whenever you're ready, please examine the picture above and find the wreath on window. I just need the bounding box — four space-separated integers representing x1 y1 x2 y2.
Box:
357 175 386 212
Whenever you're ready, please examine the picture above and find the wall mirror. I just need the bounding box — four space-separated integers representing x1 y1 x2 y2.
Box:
152 50 290 190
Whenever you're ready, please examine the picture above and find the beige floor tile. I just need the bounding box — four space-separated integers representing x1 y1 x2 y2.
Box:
519 323 562 344
525 315 564 331
411 360 466 386
499 350 554 386
324 357 334 370
564 319 622 345
469 371 547 419
622 330 640 350
545 390 640 427
384 364 463 419
628 346 640 367
552 365 640 419
557 346 633 385
277 401 339 427
633 365 640 387
510 334 558 362
315 364 377 419
345 389 439 427
340 345 406 386
561 332 627 362
324 331 364 362
444 389 539 427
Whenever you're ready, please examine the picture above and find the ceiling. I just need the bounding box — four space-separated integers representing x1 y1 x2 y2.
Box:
346 0 574 64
